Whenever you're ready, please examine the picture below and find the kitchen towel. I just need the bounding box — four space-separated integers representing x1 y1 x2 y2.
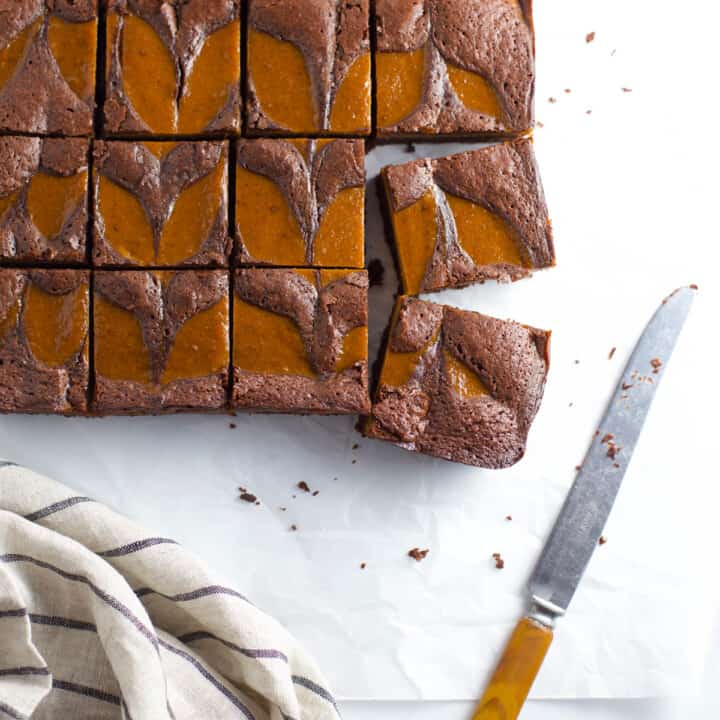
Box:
0 460 339 720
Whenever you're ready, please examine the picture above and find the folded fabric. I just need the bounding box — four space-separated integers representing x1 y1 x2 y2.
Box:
0 460 340 720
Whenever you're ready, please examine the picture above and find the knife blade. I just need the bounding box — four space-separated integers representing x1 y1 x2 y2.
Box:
471 286 696 720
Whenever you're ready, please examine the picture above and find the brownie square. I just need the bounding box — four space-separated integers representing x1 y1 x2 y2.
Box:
233 268 370 414
0 1 97 136
93 270 229 413
0 137 89 265
382 138 554 295
364 296 550 468
246 0 371 136
93 140 230 267
375 0 534 137
104 0 241 135
236 138 364 268
0 269 89 414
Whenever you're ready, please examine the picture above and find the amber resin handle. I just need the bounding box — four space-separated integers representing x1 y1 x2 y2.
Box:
471 617 553 720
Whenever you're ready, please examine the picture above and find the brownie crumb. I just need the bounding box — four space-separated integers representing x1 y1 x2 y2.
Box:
601 433 614 444
297 481 311 493
608 347 616 360
536 121 544 128
280 506 287 512
586 31 596 43
575 465 582 471
569 402 574 407
229 422 237 429
368 258 385 288
548 97 557 104
598 535 607 545
290 524 297 531
621 87 633 93
574 359 580 365
492 553 505 569
690 284 699 290
312 490 319 497
351 459 357 464
650 358 663 374
586 109 593 115
239 492 258 504
606 442 621 460
505 515 512 521
622 382 633 390
405 142 416 153
564 88 572 94
352 443 359 450
360 562 367 569
408 548 429 562
613 462 620 469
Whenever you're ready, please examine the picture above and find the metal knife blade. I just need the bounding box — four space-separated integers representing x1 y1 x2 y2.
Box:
528 287 696 622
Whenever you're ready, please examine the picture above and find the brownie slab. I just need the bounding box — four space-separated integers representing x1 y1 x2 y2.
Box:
105 0 241 135
364 296 550 468
375 0 534 137
93 140 230 267
0 137 89 264
246 0 371 136
0 269 89 414
0 1 97 136
236 138 364 268
382 139 554 295
233 268 369 414
93 270 229 413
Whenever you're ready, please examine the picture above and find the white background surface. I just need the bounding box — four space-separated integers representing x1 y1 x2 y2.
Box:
2 0 720 718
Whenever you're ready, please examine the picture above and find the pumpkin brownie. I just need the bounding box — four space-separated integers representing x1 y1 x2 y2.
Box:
93 270 229 413
93 140 230 267
375 0 534 137
233 268 369 414
0 1 97 136
382 139 554 295
246 0 371 136
236 138 364 267
0 269 89 414
364 296 550 468
0 137 89 265
104 0 241 135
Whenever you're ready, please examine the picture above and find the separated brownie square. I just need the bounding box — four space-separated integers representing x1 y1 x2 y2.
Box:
375 0 534 137
246 0 371 136
0 269 89 414
0 1 97 136
0 137 89 264
233 268 369 414
93 270 229 413
364 296 550 468
105 0 241 135
236 138 364 268
93 140 230 267
382 139 554 295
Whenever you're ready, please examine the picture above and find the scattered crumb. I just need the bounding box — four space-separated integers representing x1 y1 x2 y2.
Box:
492 553 505 569
564 88 572 94
297 481 311 493
613 463 620 469
606 442 621 460
229 422 237 429
279 506 287 512
690 283 699 290
598 535 607 546
575 465 582 471
239 492 258 504
312 490 319 497
594 430 600 438
405 142 416 153
650 358 663 374
351 459 357 464
368 258 385 288
352 443 359 450
332 476 338 482
608 347 616 360
574 359 580 365
586 109 593 115
408 548 430 562
622 383 633 391
536 121 544 128
601 433 614 444
292 494 297 499
621 87 633 93
360 562 367 570
505 515 512 521
548 97 557 104
568 402 574 407
290 524 298 531
586 31 596 43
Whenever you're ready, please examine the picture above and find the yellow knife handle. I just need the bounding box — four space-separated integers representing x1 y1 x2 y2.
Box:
471 617 553 720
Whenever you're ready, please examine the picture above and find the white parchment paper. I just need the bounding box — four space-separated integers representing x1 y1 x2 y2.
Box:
2 0 719 702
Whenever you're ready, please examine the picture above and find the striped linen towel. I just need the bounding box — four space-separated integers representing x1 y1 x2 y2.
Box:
0 460 340 720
